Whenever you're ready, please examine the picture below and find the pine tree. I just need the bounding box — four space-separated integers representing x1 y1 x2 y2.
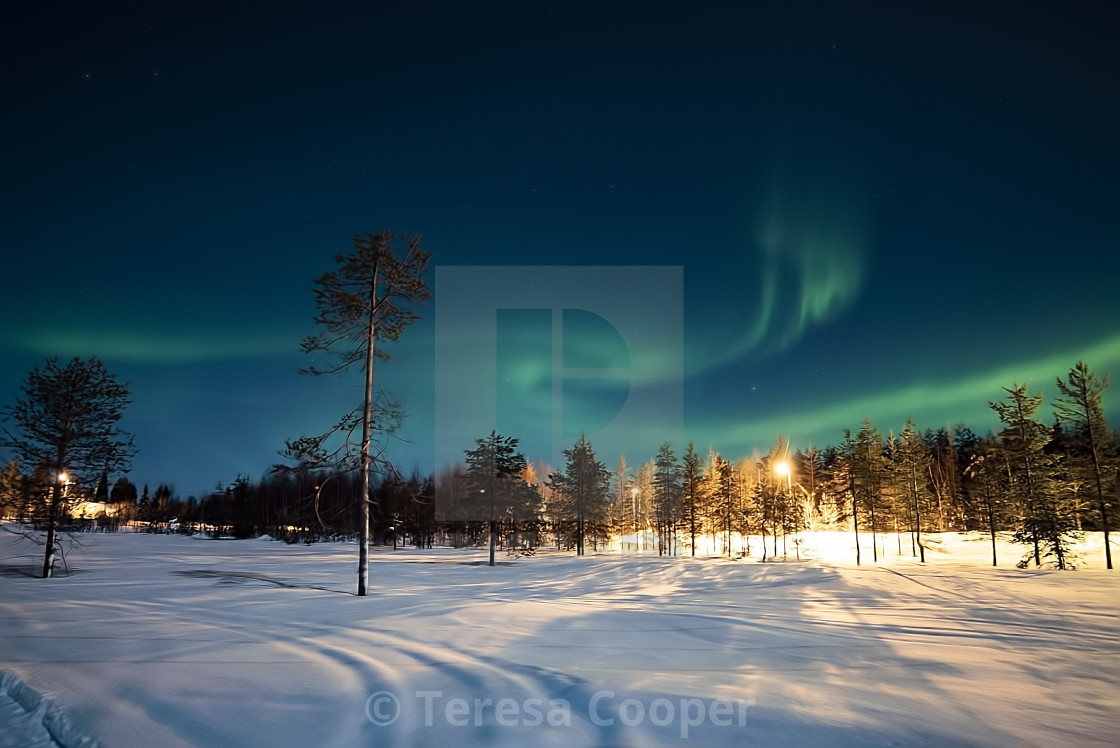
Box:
752 454 777 561
548 435 610 555
652 443 682 555
923 426 965 530
952 424 983 529
708 454 738 558
894 418 932 561
849 419 887 562
1053 361 1115 569
280 230 431 596
464 431 528 566
963 438 1011 566
736 457 759 554
793 445 824 530
610 456 633 551
768 436 798 558
680 443 705 556
991 383 1078 569
1 357 136 578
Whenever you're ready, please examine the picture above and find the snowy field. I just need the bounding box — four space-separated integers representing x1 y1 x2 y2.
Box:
1 529 1117 747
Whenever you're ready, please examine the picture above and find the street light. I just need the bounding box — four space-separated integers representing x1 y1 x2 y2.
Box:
774 461 791 490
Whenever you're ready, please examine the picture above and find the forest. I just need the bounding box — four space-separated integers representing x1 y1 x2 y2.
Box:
2 361 1113 572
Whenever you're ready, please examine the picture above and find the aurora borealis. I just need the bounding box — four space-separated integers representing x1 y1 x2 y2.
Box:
2 2 1117 496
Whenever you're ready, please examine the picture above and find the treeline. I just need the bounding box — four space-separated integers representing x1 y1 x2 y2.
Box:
432 361 1115 570
0 470 440 547
1 362 1114 569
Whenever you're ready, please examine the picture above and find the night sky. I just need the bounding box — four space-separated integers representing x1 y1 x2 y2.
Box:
2 2 1117 498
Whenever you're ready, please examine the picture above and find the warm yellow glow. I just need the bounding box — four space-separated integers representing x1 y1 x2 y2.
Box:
774 462 789 477
58 472 69 483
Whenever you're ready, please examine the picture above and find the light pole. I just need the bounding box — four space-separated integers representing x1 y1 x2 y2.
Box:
480 488 495 565
43 471 69 578
775 461 791 490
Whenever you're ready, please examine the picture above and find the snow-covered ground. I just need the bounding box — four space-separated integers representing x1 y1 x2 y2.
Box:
1 528 1116 747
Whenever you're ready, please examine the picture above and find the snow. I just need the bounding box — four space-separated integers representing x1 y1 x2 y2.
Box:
1 528 1117 747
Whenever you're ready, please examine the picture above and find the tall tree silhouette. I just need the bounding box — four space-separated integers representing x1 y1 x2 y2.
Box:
2 357 136 578
281 231 431 596
1054 361 1114 569
550 435 609 555
464 431 528 566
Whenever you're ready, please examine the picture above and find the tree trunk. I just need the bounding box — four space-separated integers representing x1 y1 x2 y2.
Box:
689 495 696 557
489 520 496 565
42 483 61 578
982 477 997 567
1088 446 1113 570
357 265 378 597
911 468 925 563
851 480 861 566
869 505 878 562
488 470 496 567
1099 498 1112 570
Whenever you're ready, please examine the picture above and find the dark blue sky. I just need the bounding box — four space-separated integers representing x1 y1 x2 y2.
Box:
3 1 1117 497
